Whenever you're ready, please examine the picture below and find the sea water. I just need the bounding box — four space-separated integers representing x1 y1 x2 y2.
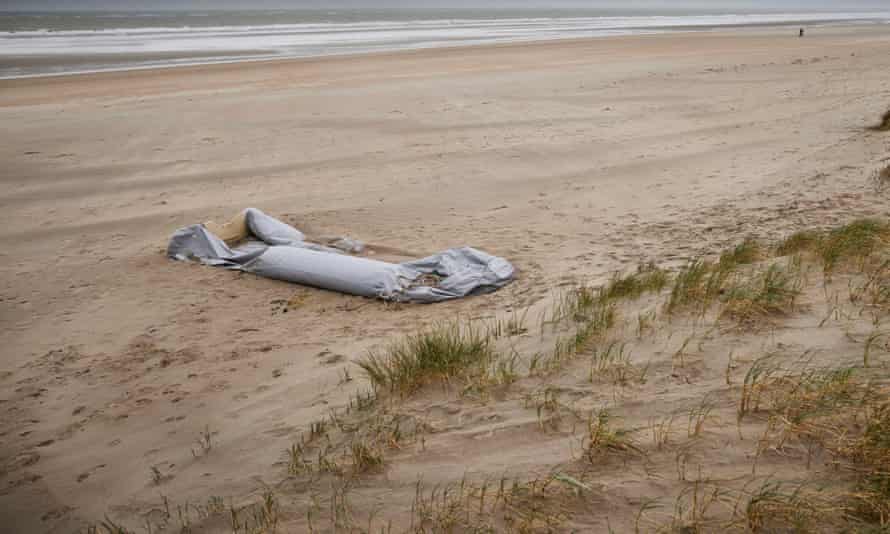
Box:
1 8 888 78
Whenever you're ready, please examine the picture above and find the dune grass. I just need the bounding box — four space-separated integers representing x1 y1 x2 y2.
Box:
720 262 803 325
819 219 889 272
776 230 821 257
718 237 762 270
548 264 667 328
666 260 710 313
408 474 572 532
348 440 385 474
600 263 669 301
848 403 890 523
734 354 890 528
665 260 725 315
772 220 890 273
743 482 842 533
663 240 766 316
357 322 497 395
583 409 640 462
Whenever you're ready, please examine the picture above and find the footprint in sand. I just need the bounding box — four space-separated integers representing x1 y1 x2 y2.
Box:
4 473 42 493
41 506 73 521
263 426 296 438
76 463 106 483
7 451 40 471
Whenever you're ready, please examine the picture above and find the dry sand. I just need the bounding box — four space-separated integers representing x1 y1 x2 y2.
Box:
1 26 890 533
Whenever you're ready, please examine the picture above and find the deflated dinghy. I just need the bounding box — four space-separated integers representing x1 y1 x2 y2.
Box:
167 208 515 303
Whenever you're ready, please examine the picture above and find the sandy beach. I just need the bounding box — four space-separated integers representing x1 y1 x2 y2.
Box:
2 25 890 532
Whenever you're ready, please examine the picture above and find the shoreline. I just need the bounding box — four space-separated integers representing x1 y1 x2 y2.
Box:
1 20 887 83
1 23 887 93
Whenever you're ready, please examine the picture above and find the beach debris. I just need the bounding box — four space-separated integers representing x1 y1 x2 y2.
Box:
167 208 514 303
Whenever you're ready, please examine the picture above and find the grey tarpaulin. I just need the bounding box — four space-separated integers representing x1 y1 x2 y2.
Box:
167 208 514 303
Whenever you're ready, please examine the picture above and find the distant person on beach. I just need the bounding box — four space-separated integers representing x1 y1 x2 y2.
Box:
800 28 805 37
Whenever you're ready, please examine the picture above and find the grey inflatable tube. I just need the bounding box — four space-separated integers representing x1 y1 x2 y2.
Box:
167 208 514 303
